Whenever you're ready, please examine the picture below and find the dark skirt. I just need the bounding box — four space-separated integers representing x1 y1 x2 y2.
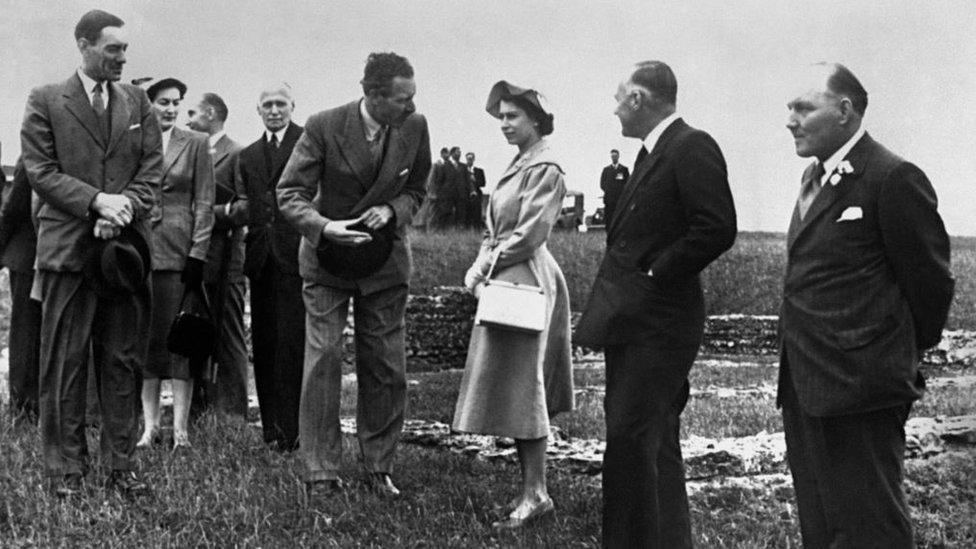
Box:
145 271 191 380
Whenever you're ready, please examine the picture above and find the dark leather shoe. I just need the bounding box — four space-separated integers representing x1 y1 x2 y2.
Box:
107 470 150 497
304 479 344 500
492 497 554 530
367 473 401 498
50 473 85 499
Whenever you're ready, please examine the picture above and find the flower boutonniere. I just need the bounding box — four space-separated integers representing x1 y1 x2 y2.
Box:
828 160 855 186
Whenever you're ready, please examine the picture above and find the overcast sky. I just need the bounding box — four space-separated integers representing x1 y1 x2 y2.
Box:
2 0 974 235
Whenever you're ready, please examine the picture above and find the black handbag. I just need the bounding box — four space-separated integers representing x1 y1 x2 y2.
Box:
166 284 216 360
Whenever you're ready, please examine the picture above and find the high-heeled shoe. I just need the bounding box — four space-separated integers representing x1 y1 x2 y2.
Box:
491 497 554 530
172 432 192 451
135 427 161 449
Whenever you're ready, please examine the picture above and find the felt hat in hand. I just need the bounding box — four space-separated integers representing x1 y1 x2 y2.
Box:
316 219 395 280
82 226 151 299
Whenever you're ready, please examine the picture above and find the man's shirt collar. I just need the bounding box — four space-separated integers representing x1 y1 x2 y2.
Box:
77 68 109 109
265 127 287 144
209 130 226 149
819 125 866 185
359 99 384 142
641 112 680 154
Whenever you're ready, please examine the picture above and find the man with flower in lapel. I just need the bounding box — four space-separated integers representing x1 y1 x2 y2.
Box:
575 61 737 547
20 9 161 497
779 62 954 548
277 52 430 499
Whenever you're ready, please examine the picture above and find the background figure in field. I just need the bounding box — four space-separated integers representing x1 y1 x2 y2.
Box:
138 77 214 450
428 145 462 228
0 158 41 421
186 92 249 420
599 148 629 227
464 151 486 228
412 147 447 230
575 61 737 547
447 146 468 226
20 9 162 497
237 84 306 452
455 80 573 530
278 51 430 499
778 62 954 548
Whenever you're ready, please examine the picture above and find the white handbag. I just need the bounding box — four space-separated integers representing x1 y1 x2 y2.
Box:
473 254 546 334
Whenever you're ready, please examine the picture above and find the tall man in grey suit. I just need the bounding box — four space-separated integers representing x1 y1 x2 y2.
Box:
278 52 430 498
186 92 249 418
575 61 737 547
20 9 161 496
236 84 305 450
779 63 953 548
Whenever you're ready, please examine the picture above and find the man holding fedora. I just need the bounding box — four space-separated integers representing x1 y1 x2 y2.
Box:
20 9 161 497
277 51 431 498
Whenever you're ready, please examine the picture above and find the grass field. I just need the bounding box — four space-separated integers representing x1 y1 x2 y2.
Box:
1 229 974 547
411 228 976 330
2 361 974 547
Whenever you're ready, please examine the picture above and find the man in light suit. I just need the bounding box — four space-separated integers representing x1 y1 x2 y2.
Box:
599 149 629 227
779 62 953 548
20 9 162 497
277 52 430 498
234 84 305 450
575 61 737 547
187 92 249 419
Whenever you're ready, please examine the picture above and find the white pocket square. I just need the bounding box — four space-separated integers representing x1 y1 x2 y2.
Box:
836 206 863 222
398 168 409 177
128 123 141 130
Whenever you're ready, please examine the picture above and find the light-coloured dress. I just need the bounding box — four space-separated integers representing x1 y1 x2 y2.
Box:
452 139 574 439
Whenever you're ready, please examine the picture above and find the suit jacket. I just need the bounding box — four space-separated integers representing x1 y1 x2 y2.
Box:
576 118 737 348
277 99 431 295
237 122 303 277
430 159 465 202
778 133 954 417
203 133 245 282
466 165 486 197
0 158 37 273
20 72 162 271
149 126 214 271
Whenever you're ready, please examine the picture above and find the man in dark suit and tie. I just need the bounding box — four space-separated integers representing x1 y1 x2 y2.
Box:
20 9 162 496
464 151 486 228
277 52 430 498
575 61 737 547
600 149 629 227
0 159 41 421
186 92 249 419
428 145 463 228
234 84 305 450
779 62 953 548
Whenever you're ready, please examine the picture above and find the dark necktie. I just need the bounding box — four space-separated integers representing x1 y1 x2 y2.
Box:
368 127 387 180
635 145 649 167
92 82 110 141
797 162 826 220
269 133 279 149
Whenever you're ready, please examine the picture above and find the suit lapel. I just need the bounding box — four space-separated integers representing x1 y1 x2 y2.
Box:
161 127 190 180
211 135 230 168
62 74 106 148
788 134 873 251
607 119 684 239
105 82 132 155
335 102 376 189
351 126 407 213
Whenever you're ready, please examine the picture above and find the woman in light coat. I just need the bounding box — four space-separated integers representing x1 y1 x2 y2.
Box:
453 80 574 529
137 77 214 450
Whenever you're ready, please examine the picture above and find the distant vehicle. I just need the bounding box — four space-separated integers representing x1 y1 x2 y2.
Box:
2 164 13 183
554 190 584 229
586 205 607 229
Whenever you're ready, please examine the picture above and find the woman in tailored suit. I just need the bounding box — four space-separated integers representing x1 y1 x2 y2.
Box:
454 80 574 529
137 77 214 450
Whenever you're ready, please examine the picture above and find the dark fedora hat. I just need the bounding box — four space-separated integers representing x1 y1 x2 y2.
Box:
315 220 395 280
143 77 187 102
83 226 151 299
485 80 551 119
